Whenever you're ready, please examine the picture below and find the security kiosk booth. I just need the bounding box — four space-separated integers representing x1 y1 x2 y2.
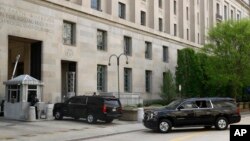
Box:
3 74 44 120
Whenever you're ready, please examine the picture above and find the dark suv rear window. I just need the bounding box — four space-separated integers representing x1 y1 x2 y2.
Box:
213 100 236 108
104 99 120 107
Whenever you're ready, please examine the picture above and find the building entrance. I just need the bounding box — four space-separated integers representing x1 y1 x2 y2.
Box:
61 61 77 102
8 36 42 80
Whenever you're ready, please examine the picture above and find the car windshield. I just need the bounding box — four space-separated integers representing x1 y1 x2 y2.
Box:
165 99 183 109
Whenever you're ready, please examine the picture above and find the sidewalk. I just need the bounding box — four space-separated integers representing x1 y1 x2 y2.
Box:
0 117 144 141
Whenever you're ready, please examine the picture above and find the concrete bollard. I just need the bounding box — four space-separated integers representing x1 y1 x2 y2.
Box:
137 107 144 122
46 104 54 120
28 106 36 121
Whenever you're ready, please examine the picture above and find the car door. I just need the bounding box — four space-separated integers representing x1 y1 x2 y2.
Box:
193 100 213 125
175 101 197 126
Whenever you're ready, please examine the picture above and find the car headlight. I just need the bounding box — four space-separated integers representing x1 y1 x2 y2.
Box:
149 112 158 119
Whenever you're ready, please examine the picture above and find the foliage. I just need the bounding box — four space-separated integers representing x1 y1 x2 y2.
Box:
175 48 205 98
160 70 177 102
201 19 250 99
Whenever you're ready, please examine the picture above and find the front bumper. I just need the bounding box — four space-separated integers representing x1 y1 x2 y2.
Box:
143 119 158 130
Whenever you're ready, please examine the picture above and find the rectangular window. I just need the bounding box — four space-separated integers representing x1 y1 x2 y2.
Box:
7 85 20 103
124 36 132 56
145 41 152 59
197 12 200 25
141 11 146 26
159 0 162 8
97 65 107 92
145 70 152 93
231 9 234 19
97 29 107 51
216 3 220 15
163 46 169 63
187 28 189 40
91 0 101 11
224 5 228 20
124 68 132 92
198 33 200 44
159 18 163 31
63 21 76 45
118 2 126 19
174 0 177 15
186 7 189 20
174 24 177 36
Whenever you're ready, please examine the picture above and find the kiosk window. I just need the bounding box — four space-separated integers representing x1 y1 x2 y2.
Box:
7 85 20 103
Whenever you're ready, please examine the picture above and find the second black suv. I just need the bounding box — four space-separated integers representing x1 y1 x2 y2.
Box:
53 95 122 123
143 97 241 133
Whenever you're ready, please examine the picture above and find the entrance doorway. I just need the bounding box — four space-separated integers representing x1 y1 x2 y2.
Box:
61 61 77 102
8 36 42 80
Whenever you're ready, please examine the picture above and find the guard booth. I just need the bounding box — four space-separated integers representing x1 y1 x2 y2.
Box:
3 74 43 120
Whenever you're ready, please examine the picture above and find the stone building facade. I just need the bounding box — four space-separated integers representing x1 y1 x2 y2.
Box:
0 0 249 104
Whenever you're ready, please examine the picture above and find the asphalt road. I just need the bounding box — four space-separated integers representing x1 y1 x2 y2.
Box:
0 114 249 141
81 114 250 141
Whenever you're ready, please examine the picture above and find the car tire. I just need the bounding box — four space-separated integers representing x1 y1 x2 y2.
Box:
158 119 172 133
87 114 96 124
105 118 114 123
54 111 63 120
215 117 228 130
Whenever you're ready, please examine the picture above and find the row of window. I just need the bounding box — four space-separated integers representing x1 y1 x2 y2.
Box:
63 21 169 62
216 3 242 21
97 65 153 93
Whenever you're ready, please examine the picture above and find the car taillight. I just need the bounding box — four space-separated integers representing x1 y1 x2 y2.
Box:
236 107 240 115
102 104 107 113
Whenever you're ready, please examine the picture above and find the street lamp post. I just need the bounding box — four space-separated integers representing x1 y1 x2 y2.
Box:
108 53 128 99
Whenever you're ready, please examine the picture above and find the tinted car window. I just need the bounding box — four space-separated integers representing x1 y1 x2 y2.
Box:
213 100 236 108
104 99 120 107
165 99 183 109
179 101 198 109
195 100 212 108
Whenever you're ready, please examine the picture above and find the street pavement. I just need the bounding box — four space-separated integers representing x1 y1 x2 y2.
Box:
0 112 249 141
0 117 144 141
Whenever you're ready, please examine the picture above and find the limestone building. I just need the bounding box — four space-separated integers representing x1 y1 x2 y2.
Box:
0 0 249 104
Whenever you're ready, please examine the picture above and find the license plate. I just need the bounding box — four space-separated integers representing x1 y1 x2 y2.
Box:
112 108 116 112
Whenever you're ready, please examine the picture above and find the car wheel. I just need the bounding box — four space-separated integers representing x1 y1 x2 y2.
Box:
158 119 172 133
54 111 63 120
87 114 96 124
105 118 114 123
215 117 228 130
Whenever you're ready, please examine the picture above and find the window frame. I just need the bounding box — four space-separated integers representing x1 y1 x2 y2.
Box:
97 65 107 92
63 20 76 46
118 2 126 19
97 29 107 51
163 46 169 63
91 0 101 11
145 70 152 93
145 41 152 60
141 11 146 26
159 18 163 31
124 68 132 93
124 36 132 56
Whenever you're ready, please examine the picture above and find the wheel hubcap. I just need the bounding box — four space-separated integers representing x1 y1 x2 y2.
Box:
159 122 169 132
218 119 226 129
55 112 60 118
87 115 93 123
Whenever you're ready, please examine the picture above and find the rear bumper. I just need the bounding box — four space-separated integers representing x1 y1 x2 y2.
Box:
229 114 241 124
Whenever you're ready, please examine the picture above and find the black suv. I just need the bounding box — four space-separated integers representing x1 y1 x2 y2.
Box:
53 95 122 123
143 97 241 133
